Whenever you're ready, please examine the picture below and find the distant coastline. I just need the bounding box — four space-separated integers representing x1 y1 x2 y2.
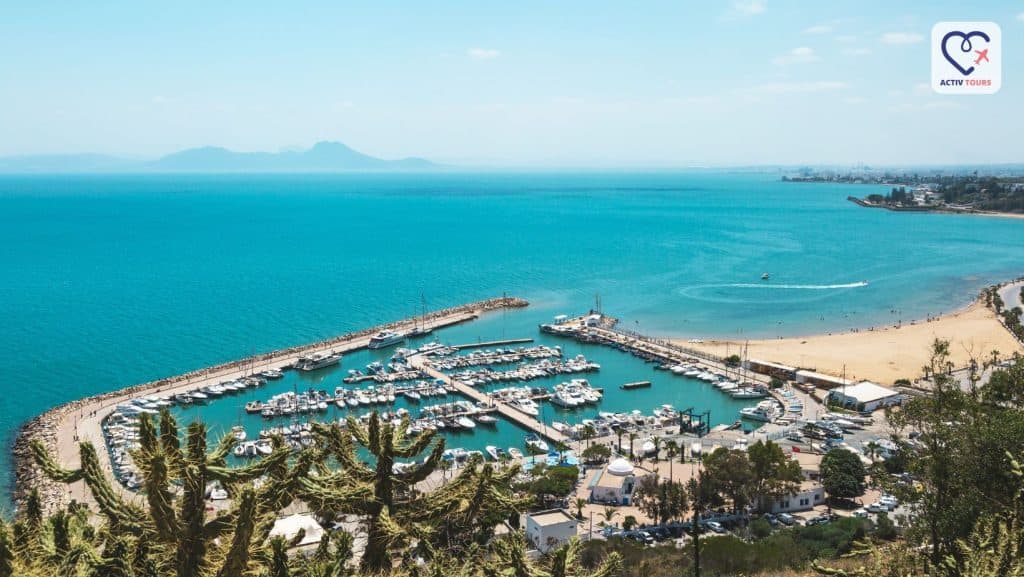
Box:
784 171 1024 217
845 195 1024 219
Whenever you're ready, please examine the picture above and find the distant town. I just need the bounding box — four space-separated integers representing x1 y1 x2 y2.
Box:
784 170 1024 215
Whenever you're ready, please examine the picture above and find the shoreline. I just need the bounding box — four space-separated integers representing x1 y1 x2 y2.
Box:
846 196 1024 220
11 296 528 514
674 281 1024 385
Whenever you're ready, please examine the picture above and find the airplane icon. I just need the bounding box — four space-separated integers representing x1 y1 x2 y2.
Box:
974 49 989 65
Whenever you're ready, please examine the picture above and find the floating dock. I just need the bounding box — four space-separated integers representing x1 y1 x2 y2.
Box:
407 356 569 446
452 338 535 350
620 380 652 390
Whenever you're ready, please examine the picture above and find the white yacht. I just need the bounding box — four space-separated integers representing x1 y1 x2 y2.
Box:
296 351 342 371
509 398 540 417
368 330 406 349
524 434 549 453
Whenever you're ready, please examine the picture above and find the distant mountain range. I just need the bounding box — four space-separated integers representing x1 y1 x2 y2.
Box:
0 141 438 173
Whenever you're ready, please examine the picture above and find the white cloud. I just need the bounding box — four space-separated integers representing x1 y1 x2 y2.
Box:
835 35 857 43
772 46 820 65
842 47 872 56
803 24 832 34
467 48 500 60
752 80 846 94
881 32 924 45
731 0 766 16
1017 12 1024 22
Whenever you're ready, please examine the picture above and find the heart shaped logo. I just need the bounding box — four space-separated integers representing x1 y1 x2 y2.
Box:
941 30 990 76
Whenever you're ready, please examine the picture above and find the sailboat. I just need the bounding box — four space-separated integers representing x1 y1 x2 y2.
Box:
408 292 433 338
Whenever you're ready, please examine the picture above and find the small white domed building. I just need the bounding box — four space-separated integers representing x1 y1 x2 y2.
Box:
588 457 655 505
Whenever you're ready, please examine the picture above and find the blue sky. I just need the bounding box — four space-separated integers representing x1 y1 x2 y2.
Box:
1 1 1021 166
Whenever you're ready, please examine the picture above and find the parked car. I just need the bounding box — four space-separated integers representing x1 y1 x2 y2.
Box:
648 526 671 541
880 495 899 510
852 508 869 518
805 514 833 526
706 521 727 534
776 513 797 526
867 502 888 513
622 530 655 545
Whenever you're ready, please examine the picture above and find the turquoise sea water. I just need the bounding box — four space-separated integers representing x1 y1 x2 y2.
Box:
2 172 1022 501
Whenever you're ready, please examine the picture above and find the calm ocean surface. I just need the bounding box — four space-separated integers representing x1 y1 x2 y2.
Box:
2 172 1021 501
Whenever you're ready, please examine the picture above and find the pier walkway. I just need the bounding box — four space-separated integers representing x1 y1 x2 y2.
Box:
407 356 568 446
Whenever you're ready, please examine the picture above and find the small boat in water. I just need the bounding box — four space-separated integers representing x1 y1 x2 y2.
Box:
508 447 524 459
231 426 247 442
485 445 507 461
524 433 549 453
761 272 770 280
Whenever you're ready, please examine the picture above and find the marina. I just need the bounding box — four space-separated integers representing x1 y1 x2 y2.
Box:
92 306 810 497
19 294 873 510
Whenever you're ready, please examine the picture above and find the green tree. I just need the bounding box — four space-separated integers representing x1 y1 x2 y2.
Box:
574 497 588 520
631 476 689 525
664 440 679 482
581 443 611 464
820 448 866 504
702 448 754 513
748 440 803 513
600 506 618 528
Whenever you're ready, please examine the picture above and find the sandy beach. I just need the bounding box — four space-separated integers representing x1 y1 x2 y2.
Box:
675 296 1023 385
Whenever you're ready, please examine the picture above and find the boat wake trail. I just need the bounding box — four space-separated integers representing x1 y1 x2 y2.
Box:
721 281 869 290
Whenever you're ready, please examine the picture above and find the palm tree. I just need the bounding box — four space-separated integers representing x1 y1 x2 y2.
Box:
664 440 679 482
627 432 638 459
582 424 597 450
651 437 662 464
600 506 618 528
616 429 624 456
574 497 588 520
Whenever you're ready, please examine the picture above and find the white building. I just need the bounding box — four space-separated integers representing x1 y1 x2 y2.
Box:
770 481 826 514
525 509 578 553
588 458 655 506
827 381 903 413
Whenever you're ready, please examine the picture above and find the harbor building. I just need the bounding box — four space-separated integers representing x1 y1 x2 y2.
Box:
745 358 798 381
588 458 656 506
525 509 578 553
795 369 856 390
826 381 903 413
770 480 826 514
